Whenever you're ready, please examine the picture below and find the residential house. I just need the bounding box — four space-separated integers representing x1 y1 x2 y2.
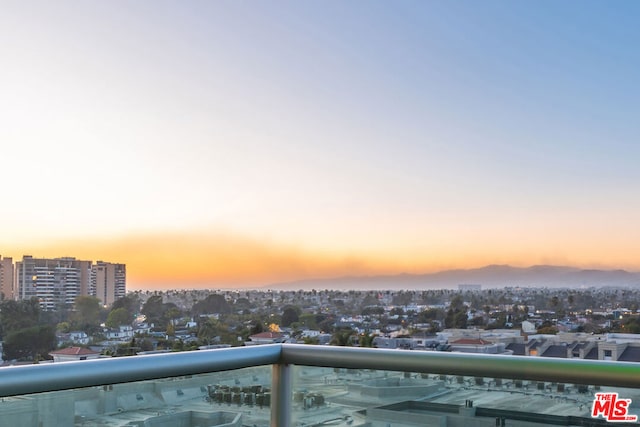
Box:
49 347 100 362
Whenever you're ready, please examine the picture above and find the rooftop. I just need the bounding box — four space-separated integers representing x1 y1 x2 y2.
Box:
450 338 492 345
49 346 100 356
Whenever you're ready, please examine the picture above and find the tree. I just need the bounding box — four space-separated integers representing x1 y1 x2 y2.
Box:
616 317 640 334
142 295 182 330
537 325 558 335
303 336 319 345
165 305 183 326
537 320 558 335
111 294 140 320
234 297 253 312
453 311 468 329
141 296 185 331
0 298 40 337
198 318 220 343
390 307 405 317
115 338 138 357
449 294 465 311
142 295 165 327
299 313 318 329
418 307 445 323
361 294 380 308
139 338 154 352
318 316 336 334
71 296 103 333
471 316 486 327
56 322 71 333
0 299 56 362
192 294 231 316
281 306 301 327
106 307 132 329
166 323 176 337
359 333 376 347
392 292 413 306
3 325 56 361
172 339 184 351
330 328 355 346
445 295 468 329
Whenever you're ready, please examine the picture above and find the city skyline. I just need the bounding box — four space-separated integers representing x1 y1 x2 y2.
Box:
1 254 126 307
1 2 639 289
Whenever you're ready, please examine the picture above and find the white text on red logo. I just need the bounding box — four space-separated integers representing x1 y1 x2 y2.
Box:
592 392 638 422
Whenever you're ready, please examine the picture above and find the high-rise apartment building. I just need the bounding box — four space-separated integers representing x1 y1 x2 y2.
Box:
16 256 92 311
11 256 127 310
91 261 126 306
0 255 14 300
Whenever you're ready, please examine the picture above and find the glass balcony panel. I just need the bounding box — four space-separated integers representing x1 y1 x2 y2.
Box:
3 345 640 427
1 366 272 427
292 366 640 426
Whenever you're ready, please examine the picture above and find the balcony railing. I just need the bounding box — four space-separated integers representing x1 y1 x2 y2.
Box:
1 344 640 426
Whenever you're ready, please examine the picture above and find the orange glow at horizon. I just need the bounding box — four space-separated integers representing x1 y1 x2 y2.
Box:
4 232 402 289
2 229 639 290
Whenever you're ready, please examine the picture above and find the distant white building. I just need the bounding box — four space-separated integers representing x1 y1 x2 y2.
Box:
521 321 537 334
104 325 134 341
458 284 482 292
57 331 90 346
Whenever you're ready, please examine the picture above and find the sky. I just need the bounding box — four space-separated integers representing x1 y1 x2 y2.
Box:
1 1 639 289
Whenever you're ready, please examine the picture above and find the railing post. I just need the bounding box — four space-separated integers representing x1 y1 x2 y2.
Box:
271 362 292 427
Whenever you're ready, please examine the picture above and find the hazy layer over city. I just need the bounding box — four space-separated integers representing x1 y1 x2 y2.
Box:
1 2 639 290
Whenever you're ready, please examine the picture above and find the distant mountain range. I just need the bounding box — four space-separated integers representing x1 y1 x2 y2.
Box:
266 265 640 290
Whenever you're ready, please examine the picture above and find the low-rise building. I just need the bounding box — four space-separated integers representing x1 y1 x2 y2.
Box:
56 331 90 346
246 332 287 345
49 347 100 362
448 338 507 354
105 325 134 341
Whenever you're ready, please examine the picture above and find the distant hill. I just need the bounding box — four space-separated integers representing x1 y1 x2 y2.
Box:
265 265 640 290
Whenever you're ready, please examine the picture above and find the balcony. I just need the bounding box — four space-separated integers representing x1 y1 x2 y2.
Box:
1 344 639 426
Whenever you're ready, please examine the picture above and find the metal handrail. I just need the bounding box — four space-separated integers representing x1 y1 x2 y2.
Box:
2 344 640 427
281 344 640 388
1 343 640 398
0 344 281 398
